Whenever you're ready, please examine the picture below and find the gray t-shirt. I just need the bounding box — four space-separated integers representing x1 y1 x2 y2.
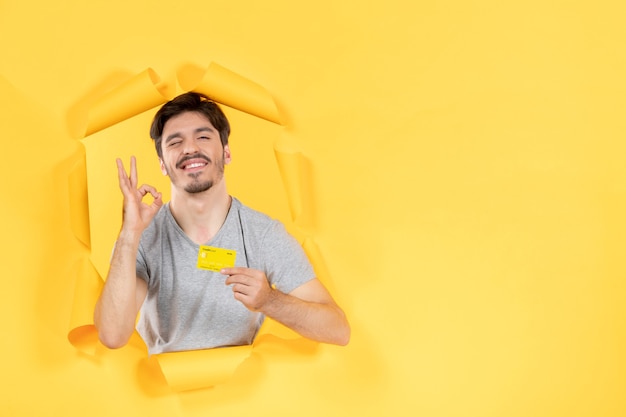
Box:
135 197 315 355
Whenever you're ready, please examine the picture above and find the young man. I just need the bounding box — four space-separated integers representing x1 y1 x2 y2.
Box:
94 92 350 354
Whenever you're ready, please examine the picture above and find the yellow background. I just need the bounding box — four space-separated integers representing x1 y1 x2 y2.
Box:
1 1 625 416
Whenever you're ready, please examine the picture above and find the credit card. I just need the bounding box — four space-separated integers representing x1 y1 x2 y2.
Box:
197 245 237 272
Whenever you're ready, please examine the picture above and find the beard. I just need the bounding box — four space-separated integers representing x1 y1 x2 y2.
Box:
171 152 225 194
184 177 214 193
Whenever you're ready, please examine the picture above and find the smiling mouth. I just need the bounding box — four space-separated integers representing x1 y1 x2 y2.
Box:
177 155 210 170
184 162 207 169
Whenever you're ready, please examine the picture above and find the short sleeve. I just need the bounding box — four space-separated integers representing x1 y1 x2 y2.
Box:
260 221 316 294
136 243 149 284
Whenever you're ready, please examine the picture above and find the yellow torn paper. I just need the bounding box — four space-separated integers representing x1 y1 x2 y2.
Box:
178 62 283 125
154 345 253 392
67 256 103 354
69 68 170 139
67 144 90 248
67 61 332 392
273 144 315 233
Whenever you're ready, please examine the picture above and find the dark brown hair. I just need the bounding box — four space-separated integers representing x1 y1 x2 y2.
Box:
149 92 231 157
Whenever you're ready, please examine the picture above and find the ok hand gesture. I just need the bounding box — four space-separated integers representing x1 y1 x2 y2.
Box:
116 156 163 234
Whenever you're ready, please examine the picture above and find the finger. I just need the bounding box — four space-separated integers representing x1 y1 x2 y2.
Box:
137 184 163 211
137 184 160 197
231 283 250 295
116 157 127 180
221 267 253 276
129 156 138 187
232 290 262 312
116 158 131 191
232 291 250 306
151 192 164 210
225 274 253 286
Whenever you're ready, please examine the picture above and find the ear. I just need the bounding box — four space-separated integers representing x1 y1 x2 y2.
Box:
159 158 168 175
223 144 232 165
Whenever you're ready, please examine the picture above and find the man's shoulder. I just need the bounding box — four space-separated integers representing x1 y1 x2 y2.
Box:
231 198 286 237
232 198 278 224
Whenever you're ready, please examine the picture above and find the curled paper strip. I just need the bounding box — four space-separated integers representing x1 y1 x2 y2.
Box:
67 256 103 353
67 146 90 248
70 63 283 141
67 62 331 392
178 62 283 125
154 345 253 391
72 69 170 139
274 143 315 233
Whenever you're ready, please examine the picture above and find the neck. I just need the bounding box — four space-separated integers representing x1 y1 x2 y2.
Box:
169 180 232 244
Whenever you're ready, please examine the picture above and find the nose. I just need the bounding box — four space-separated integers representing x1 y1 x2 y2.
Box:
182 137 200 154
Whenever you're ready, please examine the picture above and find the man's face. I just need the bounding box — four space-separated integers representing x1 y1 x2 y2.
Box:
159 111 231 194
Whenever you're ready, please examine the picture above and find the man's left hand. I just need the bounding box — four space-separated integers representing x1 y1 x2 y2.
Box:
222 267 275 312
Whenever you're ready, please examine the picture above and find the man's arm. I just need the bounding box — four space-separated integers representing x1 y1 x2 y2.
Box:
94 156 162 349
223 268 350 345
94 231 148 348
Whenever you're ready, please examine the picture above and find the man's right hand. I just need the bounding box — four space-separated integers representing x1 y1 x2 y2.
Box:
116 156 163 233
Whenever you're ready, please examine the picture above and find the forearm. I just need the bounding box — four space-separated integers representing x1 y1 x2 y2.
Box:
261 290 351 346
94 229 143 348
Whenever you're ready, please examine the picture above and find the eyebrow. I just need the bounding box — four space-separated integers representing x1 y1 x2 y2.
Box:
164 126 216 144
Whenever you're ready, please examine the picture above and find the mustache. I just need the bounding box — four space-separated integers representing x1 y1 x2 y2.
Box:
176 153 211 169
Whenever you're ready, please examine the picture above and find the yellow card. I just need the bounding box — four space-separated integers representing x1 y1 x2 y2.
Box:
197 246 237 272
